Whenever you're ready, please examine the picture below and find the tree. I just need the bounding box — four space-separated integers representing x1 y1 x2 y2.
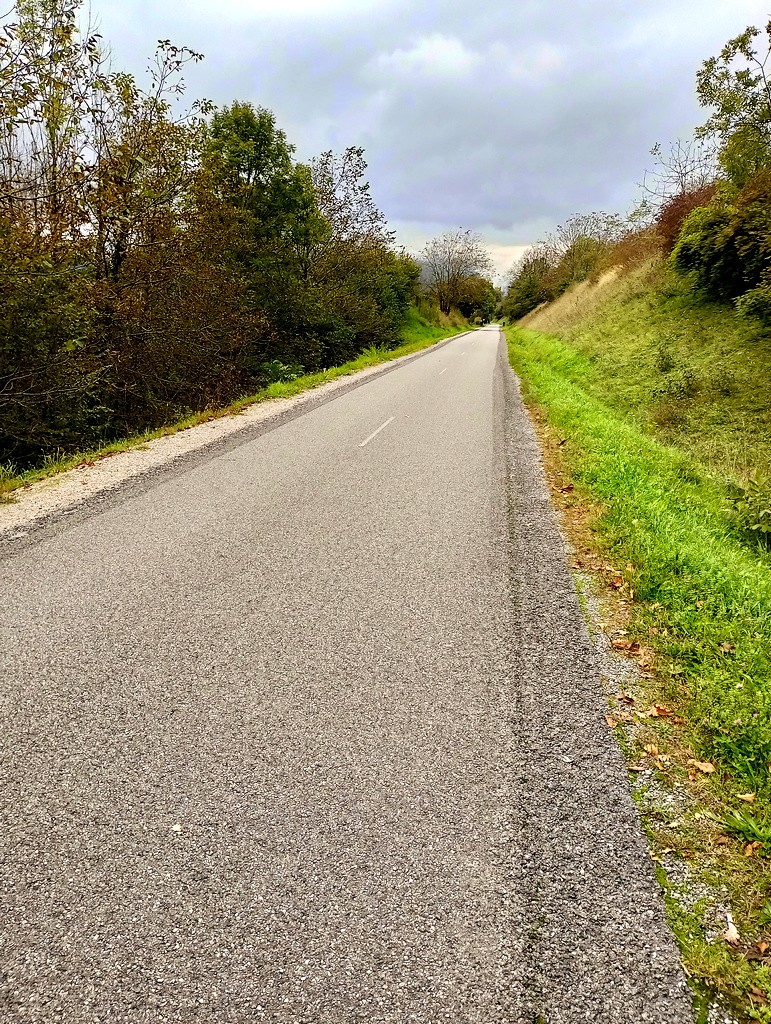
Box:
502 244 557 321
455 275 500 323
696 20 771 186
640 138 718 205
420 229 493 314
311 146 394 249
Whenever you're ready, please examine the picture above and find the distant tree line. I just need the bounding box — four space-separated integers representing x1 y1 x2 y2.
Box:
501 18 771 329
0 0 496 473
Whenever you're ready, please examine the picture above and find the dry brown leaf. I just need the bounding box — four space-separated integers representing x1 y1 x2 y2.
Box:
688 759 716 774
758 942 770 955
610 575 624 589
605 715 619 729
612 638 632 650
617 691 635 705
719 642 736 653
738 792 756 803
750 986 770 1006
628 764 646 773
644 744 660 756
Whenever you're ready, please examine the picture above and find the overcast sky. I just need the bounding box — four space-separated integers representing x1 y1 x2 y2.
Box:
91 0 769 280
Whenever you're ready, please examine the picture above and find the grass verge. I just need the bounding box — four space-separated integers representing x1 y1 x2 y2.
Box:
506 324 771 1020
0 316 470 501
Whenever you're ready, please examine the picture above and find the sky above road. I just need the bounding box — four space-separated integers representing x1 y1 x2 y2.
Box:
91 0 769 280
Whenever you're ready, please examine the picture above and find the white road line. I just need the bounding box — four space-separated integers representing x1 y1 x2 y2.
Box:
358 416 395 448
439 368 448 376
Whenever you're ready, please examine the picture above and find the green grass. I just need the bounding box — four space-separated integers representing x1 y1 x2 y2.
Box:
505 324 771 792
0 309 470 501
522 258 771 480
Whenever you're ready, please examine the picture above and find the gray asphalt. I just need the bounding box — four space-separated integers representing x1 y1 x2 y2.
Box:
1 328 693 1022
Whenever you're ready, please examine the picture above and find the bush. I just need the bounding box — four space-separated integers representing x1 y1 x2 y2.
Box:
655 184 717 253
672 172 771 305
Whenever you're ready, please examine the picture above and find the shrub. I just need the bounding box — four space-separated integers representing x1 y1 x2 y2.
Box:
655 184 717 253
672 173 771 305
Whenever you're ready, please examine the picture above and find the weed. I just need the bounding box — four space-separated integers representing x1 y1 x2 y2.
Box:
261 359 305 384
714 808 771 848
727 474 771 548
654 341 677 373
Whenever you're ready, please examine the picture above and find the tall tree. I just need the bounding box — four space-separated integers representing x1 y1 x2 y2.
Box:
420 229 493 314
696 20 771 185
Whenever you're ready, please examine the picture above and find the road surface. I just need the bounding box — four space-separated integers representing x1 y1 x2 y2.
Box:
0 327 693 1022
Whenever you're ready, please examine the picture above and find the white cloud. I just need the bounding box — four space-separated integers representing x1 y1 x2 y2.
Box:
373 34 480 80
486 243 530 283
371 35 564 88
160 0 391 20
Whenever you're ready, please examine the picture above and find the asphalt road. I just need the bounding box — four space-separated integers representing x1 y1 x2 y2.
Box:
0 328 693 1022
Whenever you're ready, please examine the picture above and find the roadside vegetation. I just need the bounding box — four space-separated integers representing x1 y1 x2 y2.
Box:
0 0 494 481
501 18 771 1020
0 305 469 500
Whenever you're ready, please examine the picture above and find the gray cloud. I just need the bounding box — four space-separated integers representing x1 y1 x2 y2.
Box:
93 0 769 273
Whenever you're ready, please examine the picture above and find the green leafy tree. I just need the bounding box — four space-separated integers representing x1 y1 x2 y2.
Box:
696 20 771 186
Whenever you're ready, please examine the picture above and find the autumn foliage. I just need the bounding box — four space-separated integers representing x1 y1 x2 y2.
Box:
0 2 420 470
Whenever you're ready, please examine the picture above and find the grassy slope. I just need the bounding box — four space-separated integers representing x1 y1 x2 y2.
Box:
511 257 771 786
507 258 771 1018
522 258 771 478
0 307 469 500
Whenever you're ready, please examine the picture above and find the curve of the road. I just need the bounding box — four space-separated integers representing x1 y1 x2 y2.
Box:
0 327 693 1022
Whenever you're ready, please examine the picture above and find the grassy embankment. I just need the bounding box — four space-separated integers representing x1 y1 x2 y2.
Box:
507 256 771 1019
0 307 469 501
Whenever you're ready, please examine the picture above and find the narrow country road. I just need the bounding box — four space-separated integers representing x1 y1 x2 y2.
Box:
1 328 693 1022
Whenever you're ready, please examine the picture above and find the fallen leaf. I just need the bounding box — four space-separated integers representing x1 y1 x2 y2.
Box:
644 744 660 756
617 691 635 705
605 715 619 729
745 841 763 858
750 986 770 1006
719 642 736 654
715 835 731 846
696 600 705 609
688 759 716 774
724 920 740 945
610 575 624 589
643 705 670 718
652 704 672 717
758 942 769 955
560 483 574 493
738 792 756 803
628 764 646 772
612 638 632 650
